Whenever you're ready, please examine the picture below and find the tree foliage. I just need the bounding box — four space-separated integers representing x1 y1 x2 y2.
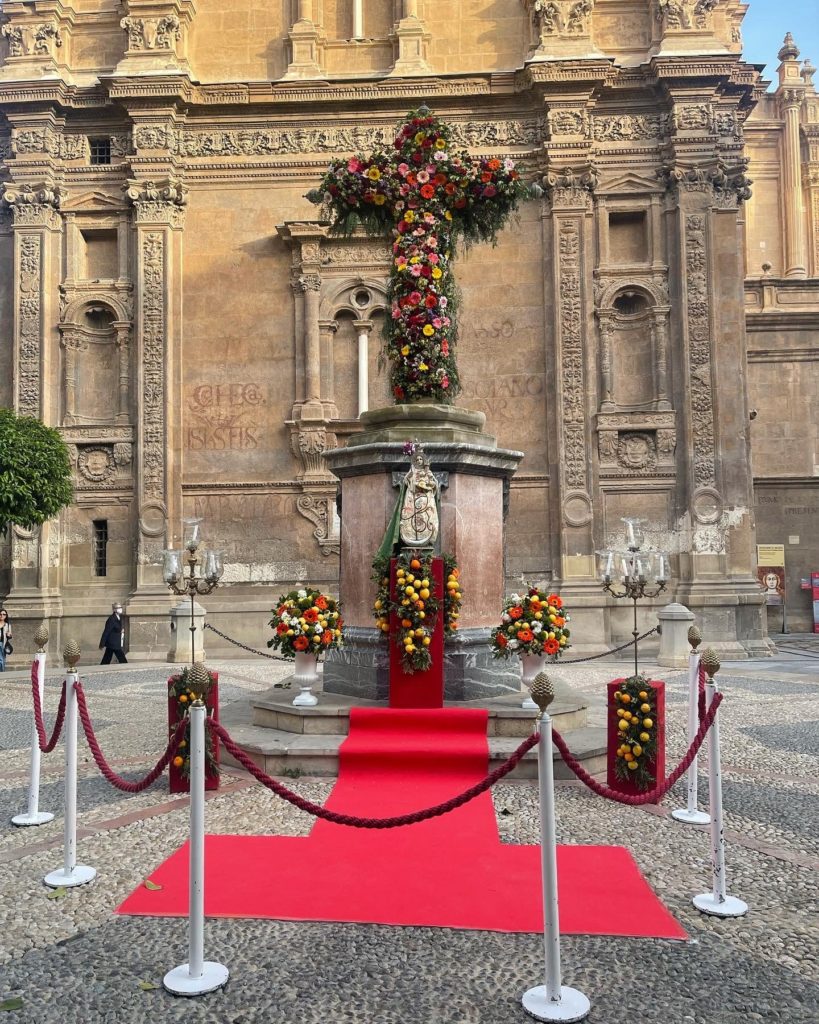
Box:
0 408 73 535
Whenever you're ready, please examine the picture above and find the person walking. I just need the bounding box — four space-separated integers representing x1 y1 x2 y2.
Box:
99 603 127 664
0 609 12 671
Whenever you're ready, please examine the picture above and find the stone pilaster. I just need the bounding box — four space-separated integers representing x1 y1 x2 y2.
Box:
123 179 186 612
283 0 324 80
389 0 432 77
776 36 808 279
0 180 65 618
116 0 196 76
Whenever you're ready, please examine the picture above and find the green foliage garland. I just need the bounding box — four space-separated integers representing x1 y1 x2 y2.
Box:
308 107 530 404
0 408 73 535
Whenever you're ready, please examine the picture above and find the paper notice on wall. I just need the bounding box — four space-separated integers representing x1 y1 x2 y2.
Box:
756 544 785 567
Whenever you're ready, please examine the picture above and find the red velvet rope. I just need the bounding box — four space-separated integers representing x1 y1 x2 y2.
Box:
74 681 188 793
30 659 67 754
697 662 707 722
551 690 723 807
210 719 540 829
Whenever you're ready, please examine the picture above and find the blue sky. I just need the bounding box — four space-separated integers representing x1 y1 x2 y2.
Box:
742 1 819 82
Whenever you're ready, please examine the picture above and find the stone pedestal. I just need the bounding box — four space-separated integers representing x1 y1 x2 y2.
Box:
323 403 522 701
167 599 206 664
657 602 695 668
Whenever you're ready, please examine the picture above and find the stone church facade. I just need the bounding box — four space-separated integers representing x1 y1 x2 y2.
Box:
0 0 816 657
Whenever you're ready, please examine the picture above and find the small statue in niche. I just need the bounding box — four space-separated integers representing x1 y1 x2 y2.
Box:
399 444 439 548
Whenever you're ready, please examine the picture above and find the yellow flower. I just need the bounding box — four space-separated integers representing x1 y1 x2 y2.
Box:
431 267 443 279
374 193 386 205
401 345 410 356
367 167 381 181
423 324 435 336
419 363 428 371
414 132 426 144
444 210 453 221
435 138 447 150
409 255 420 264
405 210 416 223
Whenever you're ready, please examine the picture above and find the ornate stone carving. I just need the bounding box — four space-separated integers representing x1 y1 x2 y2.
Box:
77 446 115 483
542 167 597 210
133 125 179 152
656 0 718 31
18 235 42 417
685 215 716 487
674 104 713 132
296 494 341 557
1 183 64 226
617 432 657 472
658 161 752 207
298 274 322 293
549 109 589 137
533 0 595 35
557 221 588 493
141 233 165 500
113 442 133 466
593 114 666 142
121 16 181 50
2 22 62 57
291 426 337 479
125 180 187 226
322 243 392 266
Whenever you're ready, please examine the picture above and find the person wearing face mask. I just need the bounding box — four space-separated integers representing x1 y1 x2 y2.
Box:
99 602 127 664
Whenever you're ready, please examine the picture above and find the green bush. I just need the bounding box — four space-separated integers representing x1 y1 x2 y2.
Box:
0 408 73 535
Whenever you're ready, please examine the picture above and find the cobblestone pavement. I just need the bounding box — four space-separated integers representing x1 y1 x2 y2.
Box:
0 647 817 1023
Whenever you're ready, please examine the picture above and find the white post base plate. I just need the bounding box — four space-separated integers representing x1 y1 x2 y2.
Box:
671 808 711 825
292 692 318 707
693 893 748 918
163 962 229 996
522 985 591 1022
11 811 55 827
43 864 97 889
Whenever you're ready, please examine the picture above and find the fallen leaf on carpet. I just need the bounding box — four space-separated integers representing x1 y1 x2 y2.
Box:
46 887 67 900
0 998 24 1012
143 879 162 891
138 981 159 992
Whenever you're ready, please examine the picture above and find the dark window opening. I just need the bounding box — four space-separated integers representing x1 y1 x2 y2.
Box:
92 520 108 577
89 138 112 166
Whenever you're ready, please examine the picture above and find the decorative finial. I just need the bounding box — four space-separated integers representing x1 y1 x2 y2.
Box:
33 623 49 653
779 33 800 61
417 103 431 117
62 639 81 669
530 672 555 718
687 625 702 651
187 661 210 701
700 647 721 679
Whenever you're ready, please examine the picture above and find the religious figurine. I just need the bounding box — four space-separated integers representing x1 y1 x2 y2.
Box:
399 446 439 548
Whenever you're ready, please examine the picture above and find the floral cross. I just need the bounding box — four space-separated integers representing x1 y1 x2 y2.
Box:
309 107 529 404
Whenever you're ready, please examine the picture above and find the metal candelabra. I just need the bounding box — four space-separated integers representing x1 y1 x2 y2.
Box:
598 518 669 679
163 519 224 665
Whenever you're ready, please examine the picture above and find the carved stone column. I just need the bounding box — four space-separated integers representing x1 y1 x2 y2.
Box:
0 181 65 614
284 0 324 80
319 318 339 414
353 318 373 416
115 323 131 423
124 179 187 604
777 36 808 279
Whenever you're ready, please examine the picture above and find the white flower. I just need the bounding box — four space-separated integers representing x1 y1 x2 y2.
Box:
433 150 447 161
510 593 521 604
509 639 520 650
532 622 543 634
502 613 511 624
314 624 323 633
297 589 307 599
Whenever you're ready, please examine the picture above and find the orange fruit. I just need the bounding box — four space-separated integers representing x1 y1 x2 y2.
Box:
410 559 421 570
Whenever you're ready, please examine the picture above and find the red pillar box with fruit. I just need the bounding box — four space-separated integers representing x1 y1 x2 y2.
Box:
168 664 220 794
608 678 665 797
388 552 446 708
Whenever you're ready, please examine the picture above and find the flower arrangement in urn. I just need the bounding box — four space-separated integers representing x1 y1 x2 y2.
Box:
491 588 571 659
267 588 344 658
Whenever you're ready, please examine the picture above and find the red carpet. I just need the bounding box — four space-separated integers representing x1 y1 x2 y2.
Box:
118 708 686 939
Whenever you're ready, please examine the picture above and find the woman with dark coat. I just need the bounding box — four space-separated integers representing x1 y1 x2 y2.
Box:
99 603 127 664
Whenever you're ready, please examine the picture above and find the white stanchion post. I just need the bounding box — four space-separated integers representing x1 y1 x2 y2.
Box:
44 642 96 888
692 649 748 919
522 676 590 1023
12 632 55 827
672 628 710 826
164 694 229 996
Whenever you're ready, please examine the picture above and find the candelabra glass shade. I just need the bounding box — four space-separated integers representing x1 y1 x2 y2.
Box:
621 516 644 550
162 549 183 585
204 549 224 583
182 517 203 553
655 551 670 582
597 550 615 581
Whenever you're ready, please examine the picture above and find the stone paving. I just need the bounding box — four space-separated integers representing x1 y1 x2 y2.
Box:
0 644 817 1023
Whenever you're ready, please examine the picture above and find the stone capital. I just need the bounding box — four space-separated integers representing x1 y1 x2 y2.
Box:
124 178 187 225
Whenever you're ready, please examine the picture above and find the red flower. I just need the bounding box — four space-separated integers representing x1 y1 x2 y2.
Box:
481 171 493 183
276 623 288 635
322 630 333 646
509 606 524 620
304 608 319 623
544 639 559 655
420 184 436 199
434 173 447 186
315 595 328 610
425 294 437 309
445 182 456 195
293 636 309 651
441 341 449 356
517 628 534 643
394 386 405 399
496 634 508 648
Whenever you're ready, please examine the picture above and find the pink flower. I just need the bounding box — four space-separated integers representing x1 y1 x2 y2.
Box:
391 307 401 319
423 213 436 225
504 158 515 171
397 163 410 176
399 184 410 196
347 158 362 172
409 291 422 305
413 227 425 236
428 252 439 264
439 297 448 309
432 317 443 329
441 376 449 388
410 265 422 277
417 170 430 184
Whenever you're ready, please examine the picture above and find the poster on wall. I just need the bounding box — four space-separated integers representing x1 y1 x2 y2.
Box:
756 544 786 606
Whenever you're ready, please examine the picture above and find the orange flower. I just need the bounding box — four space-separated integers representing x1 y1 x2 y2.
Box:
487 158 501 171
293 635 309 651
509 606 524 620
322 629 333 645
547 594 563 609
496 634 508 647
554 616 565 627
315 595 328 610
517 628 534 643
544 638 559 655
420 184 436 199
304 608 319 623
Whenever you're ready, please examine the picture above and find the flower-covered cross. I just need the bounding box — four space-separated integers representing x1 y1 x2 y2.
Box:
308 107 529 404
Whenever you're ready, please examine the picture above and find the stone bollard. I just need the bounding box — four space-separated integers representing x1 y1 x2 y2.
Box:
657 603 695 668
168 599 207 664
